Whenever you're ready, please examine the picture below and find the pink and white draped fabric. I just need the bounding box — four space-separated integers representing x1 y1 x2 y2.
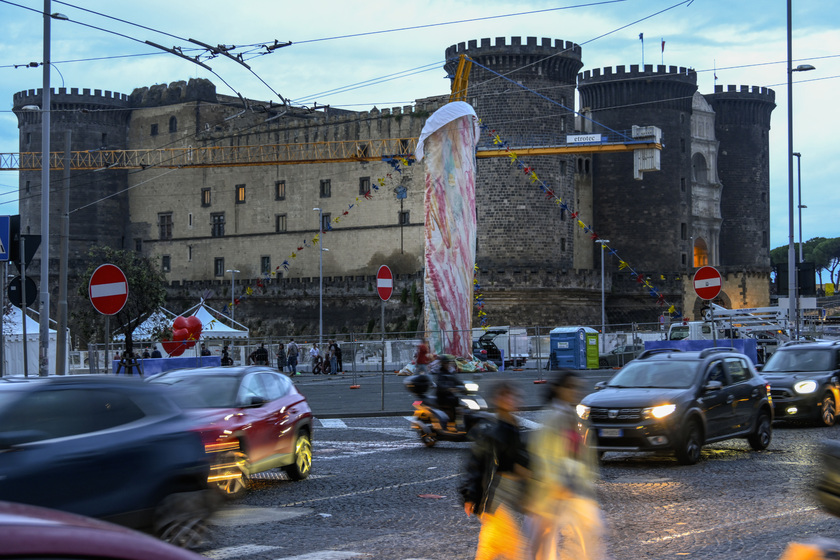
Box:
415 102 480 358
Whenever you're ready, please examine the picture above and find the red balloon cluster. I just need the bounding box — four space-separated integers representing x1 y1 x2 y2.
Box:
161 316 203 357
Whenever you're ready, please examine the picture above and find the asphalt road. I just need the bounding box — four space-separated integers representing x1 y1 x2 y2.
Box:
292 367 616 418
193 399 840 560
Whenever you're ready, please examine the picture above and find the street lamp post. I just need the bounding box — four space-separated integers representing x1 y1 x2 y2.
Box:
314 208 323 348
225 269 239 321
786 0 816 340
596 239 610 337
793 152 805 339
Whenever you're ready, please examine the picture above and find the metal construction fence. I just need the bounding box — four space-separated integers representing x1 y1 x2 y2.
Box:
71 321 675 375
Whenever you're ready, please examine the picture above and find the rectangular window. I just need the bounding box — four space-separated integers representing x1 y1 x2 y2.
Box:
399 139 409 154
681 223 687 240
25 180 30 193
762 231 768 248
560 208 566 221
320 179 331 198
188 213 193 229
211 212 225 237
161 255 171 272
561 238 566 252
359 177 370 195
275 214 287 233
158 212 173 240
261 256 271 275
398 211 410 225
134 238 142 252
680 138 686 153
188 246 192 262
214 258 224 277
236 184 246 204
680 177 686 192
201 188 211 207
682 253 687 265
357 143 370 158
151 123 158 136
275 180 286 200
25 132 31 144
101 133 107 145
321 213 331 232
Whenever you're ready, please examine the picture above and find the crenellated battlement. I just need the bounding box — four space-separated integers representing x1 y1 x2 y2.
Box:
445 36 581 59
13 87 129 109
578 64 696 85
129 78 217 107
709 84 776 102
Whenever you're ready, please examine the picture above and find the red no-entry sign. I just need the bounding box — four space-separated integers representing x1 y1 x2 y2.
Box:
693 266 722 301
88 264 128 315
376 265 393 301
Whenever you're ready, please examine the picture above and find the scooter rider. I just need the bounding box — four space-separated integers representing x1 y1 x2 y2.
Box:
434 355 461 431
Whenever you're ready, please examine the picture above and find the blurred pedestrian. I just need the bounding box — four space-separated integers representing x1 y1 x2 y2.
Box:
287 338 299 375
309 343 322 374
151 346 162 359
524 370 604 560
415 338 433 375
434 355 461 431
335 340 343 372
460 380 529 560
276 343 287 374
200 343 211 356
142 347 151 359
249 343 269 365
328 340 339 375
221 344 232 366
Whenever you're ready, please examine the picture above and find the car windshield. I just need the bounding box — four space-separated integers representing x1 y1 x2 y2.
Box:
608 360 697 389
149 374 240 408
762 349 834 373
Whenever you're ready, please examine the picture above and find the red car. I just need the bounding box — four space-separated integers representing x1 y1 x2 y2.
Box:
0 500 205 560
147 366 313 496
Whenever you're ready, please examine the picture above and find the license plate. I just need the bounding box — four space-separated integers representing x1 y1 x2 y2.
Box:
599 428 622 438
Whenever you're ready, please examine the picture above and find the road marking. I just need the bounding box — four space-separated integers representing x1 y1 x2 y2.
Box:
640 506 819 544
277 473 459 508
203 544 281 559
210 506 313 527
316 440 418 459
516 416 541 430
275 552 367 560
319 419 348 428
404 416 417 422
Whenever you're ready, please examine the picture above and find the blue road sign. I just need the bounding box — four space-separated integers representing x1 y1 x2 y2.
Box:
0 216 9 261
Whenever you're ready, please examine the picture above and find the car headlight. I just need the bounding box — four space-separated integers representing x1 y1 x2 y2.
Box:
794 380 818 394
576 404 590 420
643 404 676 419
464 382 479 392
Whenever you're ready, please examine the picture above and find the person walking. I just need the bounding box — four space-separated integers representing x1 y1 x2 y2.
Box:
328 340 339 375
221 344 232 366
287 338 299 375
415 338 432 375
460 380 530 560
524 370 604 560
309 343 321 374
335 340 343 373
276 343 287 374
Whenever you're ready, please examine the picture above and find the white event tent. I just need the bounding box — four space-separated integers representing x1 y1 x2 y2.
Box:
2 306 68 376
180 302 249 340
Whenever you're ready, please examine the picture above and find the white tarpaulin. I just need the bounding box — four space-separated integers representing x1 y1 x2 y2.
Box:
182 303 249 340
114 307 177 342
2 306 67 376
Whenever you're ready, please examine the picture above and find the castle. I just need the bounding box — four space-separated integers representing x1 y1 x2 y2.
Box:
12 36 775 339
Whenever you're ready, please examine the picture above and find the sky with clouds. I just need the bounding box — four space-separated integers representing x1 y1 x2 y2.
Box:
0 0 837 254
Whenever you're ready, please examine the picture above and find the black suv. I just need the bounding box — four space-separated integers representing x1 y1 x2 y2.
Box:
760 340 840 426
577 348 773 465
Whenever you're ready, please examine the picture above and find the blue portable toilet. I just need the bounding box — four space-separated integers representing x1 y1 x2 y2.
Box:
549 326 599 370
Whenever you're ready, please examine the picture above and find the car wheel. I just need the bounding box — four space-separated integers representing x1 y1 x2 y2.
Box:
675 420 702 465
153 491 213 549
214 446 249 498
820 394 837 427
748 411 772 450
283 431 312 480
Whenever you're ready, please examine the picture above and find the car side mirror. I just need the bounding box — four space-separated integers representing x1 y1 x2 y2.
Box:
595 381 607 391
244 396 268 407
704 380 723 393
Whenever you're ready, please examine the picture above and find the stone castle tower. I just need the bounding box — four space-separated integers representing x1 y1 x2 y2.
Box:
444 37 583 272
13 88 131 280
705 85 776 269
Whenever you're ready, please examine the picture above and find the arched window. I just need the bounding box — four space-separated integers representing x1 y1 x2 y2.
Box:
169 116 177 133
694 238 709 267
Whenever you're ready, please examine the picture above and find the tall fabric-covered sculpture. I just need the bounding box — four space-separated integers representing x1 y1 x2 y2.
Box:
415 102 480 358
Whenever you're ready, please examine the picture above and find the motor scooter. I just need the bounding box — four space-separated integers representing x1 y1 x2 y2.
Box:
403 373 493 447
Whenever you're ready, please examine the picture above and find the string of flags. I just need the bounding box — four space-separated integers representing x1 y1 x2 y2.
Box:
478 119 683 320
224 155 415 316
473 264 488 330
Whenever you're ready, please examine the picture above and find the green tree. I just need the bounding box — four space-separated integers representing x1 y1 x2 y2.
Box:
72 247 167 354
814 238 840 290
